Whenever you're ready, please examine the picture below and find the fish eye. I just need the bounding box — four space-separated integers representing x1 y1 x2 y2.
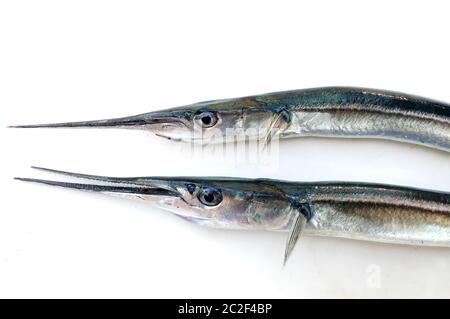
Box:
194 111 218 128
198 187 223 206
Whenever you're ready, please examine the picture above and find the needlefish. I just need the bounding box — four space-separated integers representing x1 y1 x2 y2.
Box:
10 87 450 152
16 167 450 264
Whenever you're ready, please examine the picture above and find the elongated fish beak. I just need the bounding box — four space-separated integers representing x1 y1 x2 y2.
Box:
8 111 184 129
14 166 180 199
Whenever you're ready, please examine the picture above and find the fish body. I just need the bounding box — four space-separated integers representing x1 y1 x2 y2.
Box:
180 179 450 248
285 181 450 247
15 168 450 263
271 87 450 151
11 87 450 151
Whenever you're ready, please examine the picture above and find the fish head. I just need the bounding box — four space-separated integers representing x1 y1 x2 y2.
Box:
16 168 296 230
11 94 288 144
150 177 294 230
146 97 282 143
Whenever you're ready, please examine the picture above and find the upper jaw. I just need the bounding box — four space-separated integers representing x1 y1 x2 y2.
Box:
14 166 182 200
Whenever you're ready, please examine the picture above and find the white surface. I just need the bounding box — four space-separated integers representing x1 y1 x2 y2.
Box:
1 0 450 298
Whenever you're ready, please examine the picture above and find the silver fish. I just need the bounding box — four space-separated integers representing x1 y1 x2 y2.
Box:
10 87 450 151
16 167 450 264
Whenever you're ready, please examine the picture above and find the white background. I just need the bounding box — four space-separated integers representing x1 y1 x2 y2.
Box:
1 0 449 298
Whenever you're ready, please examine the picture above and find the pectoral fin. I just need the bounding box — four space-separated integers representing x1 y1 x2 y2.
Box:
262 109 291 150
283 201 314 265
283 211 307 265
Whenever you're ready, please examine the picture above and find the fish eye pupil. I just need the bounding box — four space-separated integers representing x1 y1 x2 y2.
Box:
201 115 212 125
198 187 223 206
195 111 217 128
203 193 215 203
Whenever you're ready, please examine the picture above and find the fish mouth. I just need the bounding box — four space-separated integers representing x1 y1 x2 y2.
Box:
14 166 180 199
8 111 187 130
